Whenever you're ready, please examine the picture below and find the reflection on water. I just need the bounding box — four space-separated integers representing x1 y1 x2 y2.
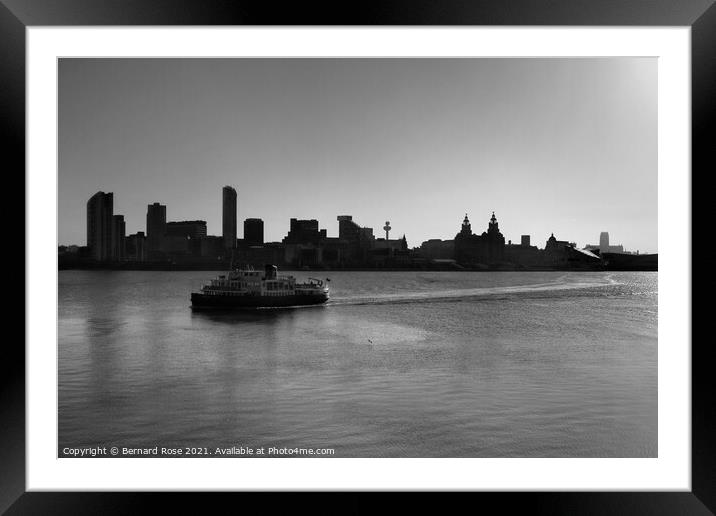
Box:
190 307 304 324
59 270 657 457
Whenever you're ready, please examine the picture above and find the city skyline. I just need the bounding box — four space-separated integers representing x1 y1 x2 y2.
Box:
72 185 642 254
59 58 657 253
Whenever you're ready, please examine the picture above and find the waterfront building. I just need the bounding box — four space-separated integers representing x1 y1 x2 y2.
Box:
283 218 327 245
86 191 113 262
505 234 540 267
165 220 207 256
111 214 126 261
418 239 455 260
146 202 166 257
200 235 225 260
234 241 285 268
126 231 147 262
337 215 375 265
585 231 626 255
162 235 192 255
166 220 207 240
281 218 328 267
244 218 264 246
369 235 410 266
544 233 572 252
545 233 600 267
222 186 237 249
454 212 506 265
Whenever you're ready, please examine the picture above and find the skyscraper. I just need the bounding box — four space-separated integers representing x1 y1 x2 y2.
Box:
126 232 147 262
111 214 126 261
223 186 237 249
244 218 264 246
86 191 113 261
166 220 207 240
599 232 610 254
146 202 167 255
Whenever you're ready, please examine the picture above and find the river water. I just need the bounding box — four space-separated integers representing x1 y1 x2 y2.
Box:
58 270 657 457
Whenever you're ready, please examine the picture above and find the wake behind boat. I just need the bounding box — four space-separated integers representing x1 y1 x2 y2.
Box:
191 264 330 309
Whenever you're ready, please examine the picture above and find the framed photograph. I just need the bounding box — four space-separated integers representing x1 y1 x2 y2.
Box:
6 0 714 512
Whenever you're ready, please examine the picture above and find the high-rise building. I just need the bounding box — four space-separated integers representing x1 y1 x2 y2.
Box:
111 214 126 261
244 218 264 246
521 235 531 247
126 232 147 262
86 191 113 261
223 186 237 249
599 232 610 254
146 202 167 255
283 218 326 245
166 220 207 240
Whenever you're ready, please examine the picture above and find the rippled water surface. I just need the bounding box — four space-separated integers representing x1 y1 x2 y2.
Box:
58 270 657 457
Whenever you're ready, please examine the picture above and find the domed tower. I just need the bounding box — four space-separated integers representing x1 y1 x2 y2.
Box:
488 211 500 235
459 213 472 237
545 233 558 250
485 212 505 262
454 213 475 265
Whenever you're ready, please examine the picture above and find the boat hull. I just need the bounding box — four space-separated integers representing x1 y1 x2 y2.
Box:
191 291 329 309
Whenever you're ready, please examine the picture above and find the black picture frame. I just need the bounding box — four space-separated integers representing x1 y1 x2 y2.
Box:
4 1 714 513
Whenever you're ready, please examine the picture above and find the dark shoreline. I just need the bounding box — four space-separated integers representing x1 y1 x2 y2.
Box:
58 264 657 272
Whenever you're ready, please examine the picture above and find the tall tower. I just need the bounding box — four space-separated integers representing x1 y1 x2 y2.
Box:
146 202 167 255
244 218 264 246
383 221 391 240
599 232 610 254
488 211 500 235
86 191 113 261
111 214 126 261
223 186 237 249
460 214 472 236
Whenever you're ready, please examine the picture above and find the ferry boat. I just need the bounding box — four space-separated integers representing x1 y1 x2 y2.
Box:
191 264 329 309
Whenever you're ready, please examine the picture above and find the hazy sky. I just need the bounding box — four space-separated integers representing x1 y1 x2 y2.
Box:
59 58 657 252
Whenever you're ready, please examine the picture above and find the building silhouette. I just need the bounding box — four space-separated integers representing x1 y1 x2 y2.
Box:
222 186 237 249
283 218 327 245
166 220 207 240
418 239 455 260
111 214 126 261
504 234 540 266
244 218 264 246
282 218 329 266
584 231 625 255
164 220 207 256
454 212 506 265
146 202 167 257
71 185 654 270
200 235 224 260
126 232 147 262
86 191 113 261
545 233 573 252
337 215 375 265
545 233 600 267
370 234 409 266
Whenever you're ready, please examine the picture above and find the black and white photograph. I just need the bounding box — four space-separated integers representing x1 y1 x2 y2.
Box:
57 56 659 460
0 0 710 509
